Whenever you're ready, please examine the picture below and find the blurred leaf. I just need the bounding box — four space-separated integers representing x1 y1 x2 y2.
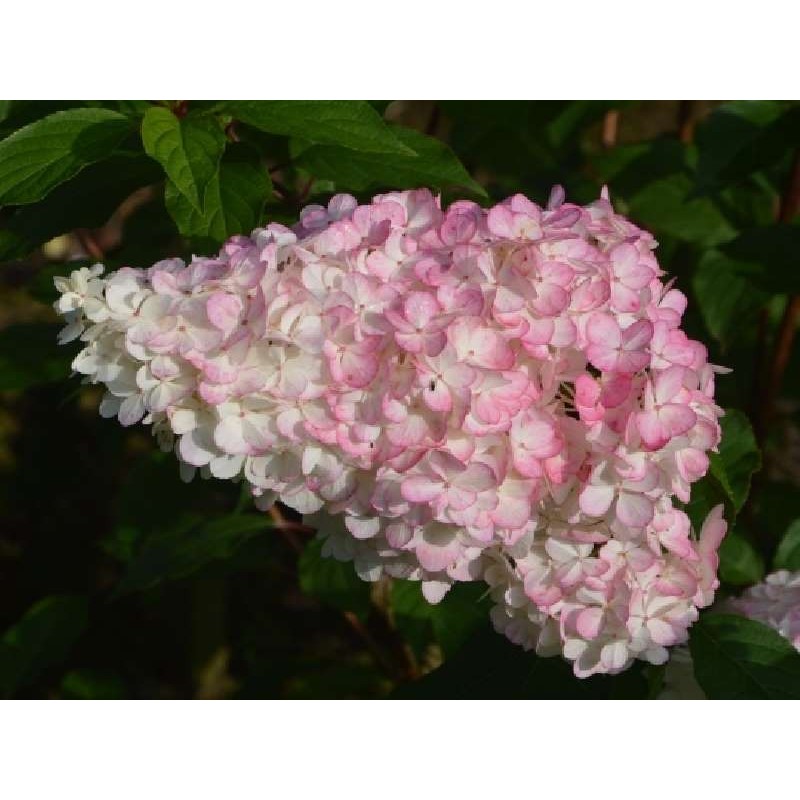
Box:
607 138 688 197
547 101 618 150
774 519 800 571
590 142 650 186
224 101 413 155
0 323 73 391
756 481 800 551
709 410 761 513
0 595 88 697
104 451 241 565
298 539 372 620
368 100 391 115
100 525 141 563
718 225 800 294
696 101 788 188
713 176 780 231
165 143 271 245
283 658 388 699
391 580 488 657
114 100 153 117
395 625 654 699
627 172 736 246
718 527 765 586
141 107 226 211
692 249 769 345
689 613 800 699
442 101 564 175
115 513 271 595
0 153 162 260
295 124 486 197
0 108 131 205
60 668 127 699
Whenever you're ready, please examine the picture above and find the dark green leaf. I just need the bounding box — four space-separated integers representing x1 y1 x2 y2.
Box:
0 153 162 260
606 138 688 198
627 172 736 246
0 108 131 205
0 323 73 391
295 124 486 197
0 595 88 697
298 538 372 620
718 527 765 586
115 513 271 595
689 613 800 699
547 101 619 150
165 143 271 245
0 101 89 137
709 409 761 513
224 100 413 155
696 101 788 188
391 580 488 657
683 472 728 534
719 225 800 294
395 625 654 699
142 107 226 211
692 249 769 345
60 668 127 699
774 519 800 571
719 104 800 182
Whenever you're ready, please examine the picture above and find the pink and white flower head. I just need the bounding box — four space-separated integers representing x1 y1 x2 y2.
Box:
54 186 728 677
728 571 800 651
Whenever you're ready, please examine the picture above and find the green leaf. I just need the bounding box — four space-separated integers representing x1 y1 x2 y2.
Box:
60 668 127 699
225 100 413 155
683 472 728 534
0 101 89 137
298 538 372 620
165 143 271 245
718 527 765 586
605 138 689 197
719 225 800 294
142 107 226 211
0 108 131 205
692 249 769 345
115 513 271 595
395 625 654 699
774 519 800 571
709 409 761 513
696 101 788 188
719 104 800 182
295 124 486 197
391 580 488 657
0 153 162 260
0 323 73 391
689 613 800 699
0 595 88 697
627 172 737 246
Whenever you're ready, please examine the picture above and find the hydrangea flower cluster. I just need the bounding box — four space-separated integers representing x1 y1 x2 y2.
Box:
54 186 728 677
728 571 800 651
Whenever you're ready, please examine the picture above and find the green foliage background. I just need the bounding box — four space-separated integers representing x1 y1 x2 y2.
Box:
1 100 799 699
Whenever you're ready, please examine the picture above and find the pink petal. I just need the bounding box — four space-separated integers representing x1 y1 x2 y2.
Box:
401 476 442 504
579 484 615 517
404 292 440 328
586 313 621 349
615 491 654 528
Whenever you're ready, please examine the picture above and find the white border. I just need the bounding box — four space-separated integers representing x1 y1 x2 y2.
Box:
0 701 794 799
2 1 797 99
